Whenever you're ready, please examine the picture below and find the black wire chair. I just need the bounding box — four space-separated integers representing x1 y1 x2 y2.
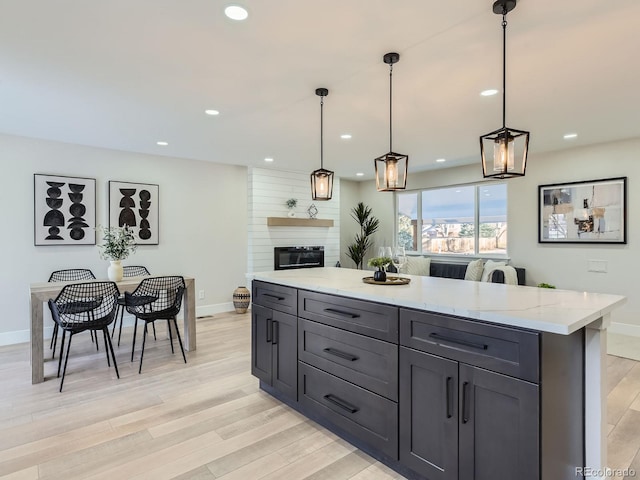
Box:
47 281 120 392
126 276 186 373
48 269 96 357
111 265 151 346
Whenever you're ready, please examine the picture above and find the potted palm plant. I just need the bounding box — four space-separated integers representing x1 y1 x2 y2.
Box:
97 225 137 281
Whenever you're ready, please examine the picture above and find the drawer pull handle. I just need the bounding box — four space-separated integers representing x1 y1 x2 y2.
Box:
323 394 359 414
323 348 359 362
324 308 360 319
263 293 285 301
446 376 453 419
429 332 488 351
462 381 470 424
266 319 273 343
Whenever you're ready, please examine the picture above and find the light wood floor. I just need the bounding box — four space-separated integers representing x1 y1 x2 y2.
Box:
0 312 639 479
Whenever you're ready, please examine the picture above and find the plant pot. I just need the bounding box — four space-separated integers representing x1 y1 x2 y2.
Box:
233 286 251 314
287 209 295 218
108 260 123 282
373 269 387 282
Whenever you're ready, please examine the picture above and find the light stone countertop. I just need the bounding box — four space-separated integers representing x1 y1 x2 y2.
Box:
249 267 626 335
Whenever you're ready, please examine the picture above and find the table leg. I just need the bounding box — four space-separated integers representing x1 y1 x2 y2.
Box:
584 315 609 479
31 294 44 384
183 278 196 351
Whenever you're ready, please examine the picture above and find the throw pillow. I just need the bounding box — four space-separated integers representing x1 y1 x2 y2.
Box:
405 256 431 276
464 259 485 281
481 260 507 282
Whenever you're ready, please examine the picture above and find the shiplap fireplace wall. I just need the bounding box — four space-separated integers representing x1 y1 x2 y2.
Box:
247 167 340 272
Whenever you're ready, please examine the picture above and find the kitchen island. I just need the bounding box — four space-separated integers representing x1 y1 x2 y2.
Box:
249 267 625 480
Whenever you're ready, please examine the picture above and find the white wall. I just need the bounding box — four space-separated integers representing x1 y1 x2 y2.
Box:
247 168 340 272
0 133 248 345
347 137 640 330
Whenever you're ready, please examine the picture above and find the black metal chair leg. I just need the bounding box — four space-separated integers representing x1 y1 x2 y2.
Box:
111 305 119 337
117 304 125 347
152 322 157 341
168 320 174 354
131 317 138 362
104 327 120 379
57 329 66 377
102 329 111 367
59 333 73 392
50 323 58 349
173 318 187 364
51 324 59 359
139 323 148 374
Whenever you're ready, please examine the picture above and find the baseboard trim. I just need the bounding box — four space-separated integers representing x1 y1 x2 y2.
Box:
0 302 238 347
609 322 640 338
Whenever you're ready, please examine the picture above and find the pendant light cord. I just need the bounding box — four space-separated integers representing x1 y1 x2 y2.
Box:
320 94 324 169
502 11 507 129
389 63 393 152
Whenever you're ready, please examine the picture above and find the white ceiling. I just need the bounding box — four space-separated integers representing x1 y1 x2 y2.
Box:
1 0 639 180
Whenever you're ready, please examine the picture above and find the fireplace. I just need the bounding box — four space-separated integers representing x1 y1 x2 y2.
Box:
274 246 324 270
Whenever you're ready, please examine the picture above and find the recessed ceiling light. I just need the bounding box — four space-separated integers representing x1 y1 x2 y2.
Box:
157 141 168 146
455 190 461 193
356 172 364 177
264 157 274 162
436 158 446 163
341 134 352 139
205 109 219 116
224 5 248 21
563 133 578 139
481 89 499 96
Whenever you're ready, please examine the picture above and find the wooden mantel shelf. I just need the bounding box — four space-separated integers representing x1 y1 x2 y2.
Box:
267 217 334 227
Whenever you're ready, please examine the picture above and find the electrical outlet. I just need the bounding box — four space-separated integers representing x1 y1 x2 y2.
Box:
198 290 205 299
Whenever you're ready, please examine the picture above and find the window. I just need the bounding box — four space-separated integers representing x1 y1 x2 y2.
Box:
396 183 507 256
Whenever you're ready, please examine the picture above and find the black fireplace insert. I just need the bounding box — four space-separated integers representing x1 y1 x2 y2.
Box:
274 246 324 270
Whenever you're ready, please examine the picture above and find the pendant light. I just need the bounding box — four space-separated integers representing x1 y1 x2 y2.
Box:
375 52 408 191
480 0 530 179
310 87 334 200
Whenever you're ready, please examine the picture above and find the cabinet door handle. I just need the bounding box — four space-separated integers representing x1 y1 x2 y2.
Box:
266 319 273 343
323 394 359 414
323 347 359 362
323 308 360 319
446 376 453 419
429 332 488 351
462 381 470 424
263 293 285 301
272 321 279 345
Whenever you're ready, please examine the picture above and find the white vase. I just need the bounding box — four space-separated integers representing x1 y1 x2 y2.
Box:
108 260 123 282
287 209 296 217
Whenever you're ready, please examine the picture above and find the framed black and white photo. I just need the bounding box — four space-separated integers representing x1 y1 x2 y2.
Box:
538 177 627 244
34 174 96 246
109 181 159 245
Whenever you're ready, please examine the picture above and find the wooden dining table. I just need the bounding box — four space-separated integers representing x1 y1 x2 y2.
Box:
28 276 196 384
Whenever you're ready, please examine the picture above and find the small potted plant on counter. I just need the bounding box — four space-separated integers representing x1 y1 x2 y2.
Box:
368 256 392 282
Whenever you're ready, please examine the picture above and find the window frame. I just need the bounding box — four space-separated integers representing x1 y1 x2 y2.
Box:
395 181 508 260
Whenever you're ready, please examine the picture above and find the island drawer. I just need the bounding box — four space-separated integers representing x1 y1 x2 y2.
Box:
299 362 398 459
298 290 398 342
400 308 539 383
252 281 297 315
298 319 398 401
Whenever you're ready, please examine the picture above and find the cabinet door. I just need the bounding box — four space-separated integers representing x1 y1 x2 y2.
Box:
251 304 273 384
459 364 539 480
271 310 297 401
399 347 458 480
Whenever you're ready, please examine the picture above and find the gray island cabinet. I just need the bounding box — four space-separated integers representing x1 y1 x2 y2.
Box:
250 267 626 480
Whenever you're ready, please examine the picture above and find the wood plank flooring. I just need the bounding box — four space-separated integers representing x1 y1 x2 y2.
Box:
0 312 638 479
